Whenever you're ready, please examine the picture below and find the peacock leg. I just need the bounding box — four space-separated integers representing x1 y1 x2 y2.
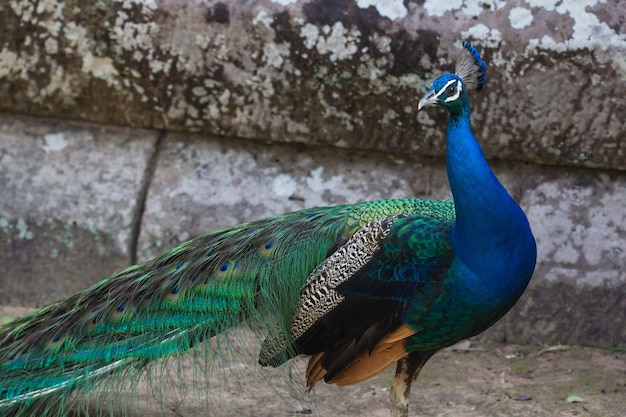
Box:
389 351 434 417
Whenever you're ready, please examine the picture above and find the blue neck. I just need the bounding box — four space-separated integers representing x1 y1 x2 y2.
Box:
446 103 536 300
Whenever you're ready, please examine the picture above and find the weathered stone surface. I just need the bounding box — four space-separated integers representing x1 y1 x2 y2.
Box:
509 168 626 347
137 131 451 260
139 130 626 347
1 114 625 345
0 115 158 305
0 0 624 170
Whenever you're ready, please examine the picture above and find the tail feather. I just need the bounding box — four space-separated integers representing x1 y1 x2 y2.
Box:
0 206 351 416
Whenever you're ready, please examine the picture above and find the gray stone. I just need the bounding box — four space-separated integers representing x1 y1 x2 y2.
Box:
137 132 451 261
0 115 158 305
1 114 625 346
0 0 624 169
509 168 626 347
139 132 626 347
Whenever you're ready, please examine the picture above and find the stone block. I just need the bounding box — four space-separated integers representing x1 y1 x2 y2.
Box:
138 132 450 260
1 114 625 347
0 115 158 305
0 0 624 169
140 133 626 347
507 168 626 347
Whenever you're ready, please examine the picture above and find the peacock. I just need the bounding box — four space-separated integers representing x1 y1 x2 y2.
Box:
0 41 536 417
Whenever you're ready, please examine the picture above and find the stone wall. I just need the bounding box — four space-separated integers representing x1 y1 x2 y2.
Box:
0 0 625 347
2 0 625 168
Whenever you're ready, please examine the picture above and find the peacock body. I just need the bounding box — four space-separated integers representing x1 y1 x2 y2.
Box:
0 41 536 417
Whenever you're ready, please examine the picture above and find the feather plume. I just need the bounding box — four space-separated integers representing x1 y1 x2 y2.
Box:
455 40 487 92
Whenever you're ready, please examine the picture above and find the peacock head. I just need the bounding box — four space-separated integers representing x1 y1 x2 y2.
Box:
418 41 486 114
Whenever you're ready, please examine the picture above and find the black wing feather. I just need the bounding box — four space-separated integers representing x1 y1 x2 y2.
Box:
294 214 454 381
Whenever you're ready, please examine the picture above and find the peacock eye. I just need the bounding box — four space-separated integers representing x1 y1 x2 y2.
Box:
446 85 457 95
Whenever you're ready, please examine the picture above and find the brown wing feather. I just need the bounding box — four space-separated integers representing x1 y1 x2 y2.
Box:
306 324 417 389
305 353 327 390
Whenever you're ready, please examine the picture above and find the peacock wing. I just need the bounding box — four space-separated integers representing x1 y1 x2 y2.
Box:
259 212 454 386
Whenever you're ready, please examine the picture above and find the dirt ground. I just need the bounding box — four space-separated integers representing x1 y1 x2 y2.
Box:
2 307 625 417
146 339 626 417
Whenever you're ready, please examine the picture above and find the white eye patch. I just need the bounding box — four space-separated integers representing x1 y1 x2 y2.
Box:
433 79 463 103
444 80 462 102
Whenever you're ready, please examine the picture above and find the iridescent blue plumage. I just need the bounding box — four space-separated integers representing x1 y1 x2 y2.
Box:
0 41 536 417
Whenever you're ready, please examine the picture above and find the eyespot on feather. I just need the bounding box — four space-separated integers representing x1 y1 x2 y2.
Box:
214 259 238 278
46 333 66 349
259 240 275 256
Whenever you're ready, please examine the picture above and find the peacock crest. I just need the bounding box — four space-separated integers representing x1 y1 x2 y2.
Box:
455 40 487 93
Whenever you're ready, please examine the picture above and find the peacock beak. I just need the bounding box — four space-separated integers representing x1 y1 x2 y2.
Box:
417 90 438 111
